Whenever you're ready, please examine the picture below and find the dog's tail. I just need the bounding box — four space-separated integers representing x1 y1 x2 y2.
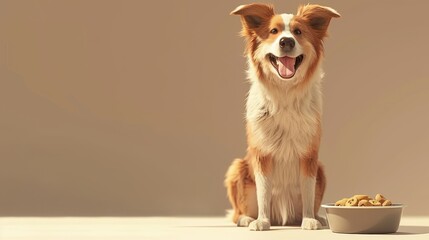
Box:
224 158 248 223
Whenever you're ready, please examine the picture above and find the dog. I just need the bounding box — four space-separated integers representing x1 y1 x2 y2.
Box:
224 3 340 231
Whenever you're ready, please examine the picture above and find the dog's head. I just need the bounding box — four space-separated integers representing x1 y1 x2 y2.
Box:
231 3 339 84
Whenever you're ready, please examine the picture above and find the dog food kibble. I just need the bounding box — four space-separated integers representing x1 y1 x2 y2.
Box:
335 194 393 207
354 195 370 201
335 198 348 206
382 200 392 206
375 194 386 204
358 199 371 206
346 197 359 206
369 200 382 206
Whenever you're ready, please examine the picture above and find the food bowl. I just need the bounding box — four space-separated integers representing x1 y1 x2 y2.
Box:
322 204 404 234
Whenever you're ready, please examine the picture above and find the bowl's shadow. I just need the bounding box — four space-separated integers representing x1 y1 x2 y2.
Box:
393 225 429 235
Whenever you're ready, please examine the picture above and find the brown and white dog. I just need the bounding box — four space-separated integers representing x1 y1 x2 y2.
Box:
225 3 340 231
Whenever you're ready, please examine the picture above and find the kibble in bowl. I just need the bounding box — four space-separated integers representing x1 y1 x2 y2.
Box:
322 194 404 234
335 194 392 207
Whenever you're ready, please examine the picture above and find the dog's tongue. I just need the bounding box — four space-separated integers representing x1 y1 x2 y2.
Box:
278 56 296 78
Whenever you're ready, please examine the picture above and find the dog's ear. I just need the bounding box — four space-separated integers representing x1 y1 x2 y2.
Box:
231 3 275 38
297 4 340 36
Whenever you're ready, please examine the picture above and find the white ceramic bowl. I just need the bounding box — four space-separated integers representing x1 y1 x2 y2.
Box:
322 204 404 234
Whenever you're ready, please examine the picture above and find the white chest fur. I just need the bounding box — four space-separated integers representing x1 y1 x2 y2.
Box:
245 68 324 225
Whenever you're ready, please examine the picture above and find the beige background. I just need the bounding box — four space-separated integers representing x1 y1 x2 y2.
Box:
0 0 428 216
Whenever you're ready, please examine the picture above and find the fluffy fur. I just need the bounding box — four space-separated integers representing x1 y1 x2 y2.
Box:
225 3 340 230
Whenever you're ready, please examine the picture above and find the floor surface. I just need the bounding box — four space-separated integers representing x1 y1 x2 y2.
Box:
0 216 428 240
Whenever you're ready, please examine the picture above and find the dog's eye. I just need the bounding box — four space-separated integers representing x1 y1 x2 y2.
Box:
294 29 302 35
270 28 278 34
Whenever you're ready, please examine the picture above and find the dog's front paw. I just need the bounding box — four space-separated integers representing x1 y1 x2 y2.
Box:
237 216 255 227
249 218 270 231
301 217 322 230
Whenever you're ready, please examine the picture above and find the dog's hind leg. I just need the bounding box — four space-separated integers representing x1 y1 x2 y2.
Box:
225 158 257 226
314 163 327 226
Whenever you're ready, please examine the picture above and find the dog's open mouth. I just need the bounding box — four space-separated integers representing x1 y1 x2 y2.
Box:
269 54 304 79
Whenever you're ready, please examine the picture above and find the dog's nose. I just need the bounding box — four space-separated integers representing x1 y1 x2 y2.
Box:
279 37 295 51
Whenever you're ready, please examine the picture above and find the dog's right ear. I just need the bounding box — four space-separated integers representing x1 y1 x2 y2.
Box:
231 3 275 38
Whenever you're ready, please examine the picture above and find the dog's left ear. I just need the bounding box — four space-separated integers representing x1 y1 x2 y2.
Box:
297 4 340 36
